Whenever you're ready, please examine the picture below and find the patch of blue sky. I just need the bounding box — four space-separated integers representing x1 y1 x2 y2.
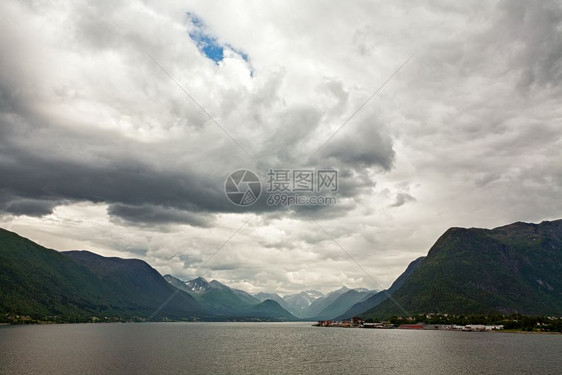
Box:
187 12 251 69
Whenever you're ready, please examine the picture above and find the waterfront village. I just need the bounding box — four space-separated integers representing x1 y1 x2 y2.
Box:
314 317 504 331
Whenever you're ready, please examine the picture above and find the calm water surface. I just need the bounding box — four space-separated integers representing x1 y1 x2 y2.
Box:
1 322 561 374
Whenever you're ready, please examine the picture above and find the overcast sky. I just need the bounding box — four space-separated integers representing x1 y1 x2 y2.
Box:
1 0 561 295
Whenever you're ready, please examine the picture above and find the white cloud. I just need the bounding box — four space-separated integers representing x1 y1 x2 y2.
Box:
1 0 561 293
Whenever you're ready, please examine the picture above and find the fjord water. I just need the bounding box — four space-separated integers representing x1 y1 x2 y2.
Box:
1 322 561 374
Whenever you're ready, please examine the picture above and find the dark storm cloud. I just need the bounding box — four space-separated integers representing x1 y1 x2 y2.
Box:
0 14 379 226
0 0 408 226
1 198 61 216
317 116 395 171
108 203 214 226
0 110 231 220
0 111 373 223
0 143 225 217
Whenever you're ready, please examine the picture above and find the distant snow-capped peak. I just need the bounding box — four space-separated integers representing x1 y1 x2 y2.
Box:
184 277 211 293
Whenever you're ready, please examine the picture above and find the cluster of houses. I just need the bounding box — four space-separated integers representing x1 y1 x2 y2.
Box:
402 324 504 331
315 317 368 328
314 318 503 331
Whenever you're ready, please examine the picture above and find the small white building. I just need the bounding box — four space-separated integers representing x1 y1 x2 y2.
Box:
466 325 486 331
485 325 504 330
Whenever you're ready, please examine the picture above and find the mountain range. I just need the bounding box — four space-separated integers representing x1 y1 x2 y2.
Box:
361 220 562 318
0 228 201 321
0 226 371 322
252 287 377 319
163 275 294 320
1 218 561 322
163 274 374 320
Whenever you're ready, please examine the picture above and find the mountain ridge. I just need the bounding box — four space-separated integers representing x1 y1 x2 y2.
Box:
3 218 559 323
162 274 294 320
0 229 202 321
363 219 562 318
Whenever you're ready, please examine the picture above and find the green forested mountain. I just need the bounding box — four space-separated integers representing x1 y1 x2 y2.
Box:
0 228 297 322
0 228 201 321
364 220 562 318
63 251 202 318
163 275 296 320
3 218 561 323
0 227 297 322
165 274 259 314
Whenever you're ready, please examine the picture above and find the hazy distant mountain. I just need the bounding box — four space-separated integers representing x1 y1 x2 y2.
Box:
0 228 202 321
364 220 562 318
163 274 192 292
303 287 379 319
283 290 324 317
231 288 261 304
354 288 370 293
311 289 377 320
164 275 294 320
303 287 351 318
247 299 296 320
336 257 424 320
184 276 216 293
164 275 248 314
253 292 291 311
278 287 377 319
167 276 260 305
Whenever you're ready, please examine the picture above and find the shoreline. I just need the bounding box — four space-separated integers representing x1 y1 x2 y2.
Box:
494 329 562 335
